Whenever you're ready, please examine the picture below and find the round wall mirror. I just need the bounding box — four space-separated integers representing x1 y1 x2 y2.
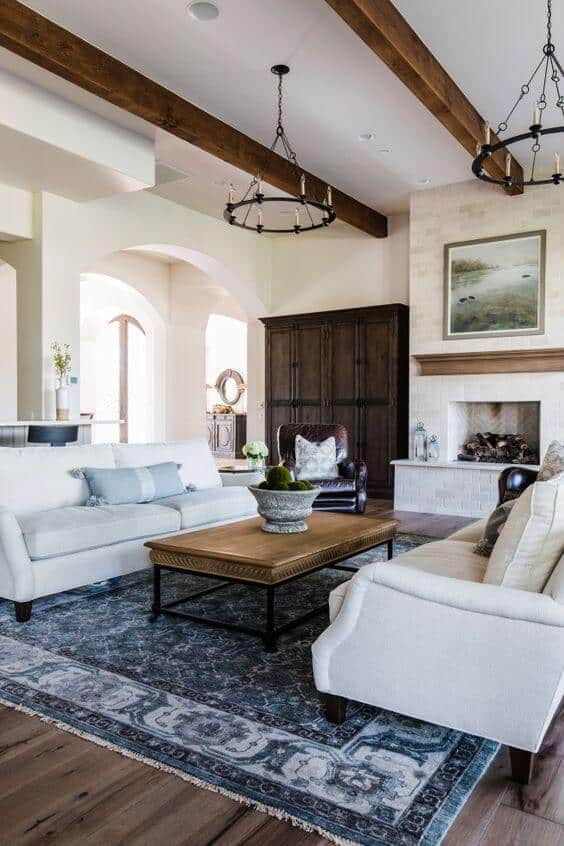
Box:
215 369 246 406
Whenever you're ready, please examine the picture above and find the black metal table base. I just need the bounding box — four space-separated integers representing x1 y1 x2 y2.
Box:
150 536 393 652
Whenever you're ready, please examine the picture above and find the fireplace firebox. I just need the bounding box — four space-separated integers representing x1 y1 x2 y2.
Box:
458 432 538 464
448 401 540 466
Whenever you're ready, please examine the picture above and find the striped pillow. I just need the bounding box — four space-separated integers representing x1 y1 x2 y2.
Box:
73 462 186 506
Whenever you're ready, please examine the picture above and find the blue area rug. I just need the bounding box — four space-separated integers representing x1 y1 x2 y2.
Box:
0 533 498 846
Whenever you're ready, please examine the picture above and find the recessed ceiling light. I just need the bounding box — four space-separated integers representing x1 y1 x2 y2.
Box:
416 177 431 186
188 1 219 21
376 146 392 154
358 132 374 142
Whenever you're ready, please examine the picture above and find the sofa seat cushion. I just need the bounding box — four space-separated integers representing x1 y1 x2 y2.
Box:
393 540 489 583
448 518 488 544
20 503 181 560
157 486 257 530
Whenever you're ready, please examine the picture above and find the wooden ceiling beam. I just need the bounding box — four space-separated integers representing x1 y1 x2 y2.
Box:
0 0 388 237
324 0 524 195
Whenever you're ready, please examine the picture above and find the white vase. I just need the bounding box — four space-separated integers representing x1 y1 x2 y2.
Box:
55 382 70 421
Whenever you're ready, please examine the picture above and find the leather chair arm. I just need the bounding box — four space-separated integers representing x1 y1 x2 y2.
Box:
281 458 296 480
338 458 355 480
497 466 538 506
354 459 368 493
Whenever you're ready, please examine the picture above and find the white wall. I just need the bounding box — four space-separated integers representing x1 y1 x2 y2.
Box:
0 263 17 418
269 214 409 314
0 181 410 445
410 179 564 460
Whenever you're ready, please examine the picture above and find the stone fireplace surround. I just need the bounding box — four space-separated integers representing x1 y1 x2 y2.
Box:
393 379 546 517
396 179 564 518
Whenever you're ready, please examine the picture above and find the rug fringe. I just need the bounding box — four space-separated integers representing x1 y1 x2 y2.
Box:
0 695 360 846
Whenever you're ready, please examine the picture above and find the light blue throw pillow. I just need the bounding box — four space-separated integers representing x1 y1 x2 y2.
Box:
73 462 187 506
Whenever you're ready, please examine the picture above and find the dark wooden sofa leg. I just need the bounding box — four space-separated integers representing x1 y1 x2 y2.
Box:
509 747 535 784
14 601 32 623
325 694 347 725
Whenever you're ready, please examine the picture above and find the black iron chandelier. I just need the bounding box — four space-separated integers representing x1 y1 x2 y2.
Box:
473 0 564 188
224 65 336 234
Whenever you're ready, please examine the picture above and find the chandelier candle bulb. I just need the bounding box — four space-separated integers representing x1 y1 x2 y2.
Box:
533 105 540 125
256 177 262 196
295 208 300 226
484 122 491 145
505 153 512 177
228 185 234 205
327 186 333 206
258 209 263 226
300 174 306 195
556 153 561 173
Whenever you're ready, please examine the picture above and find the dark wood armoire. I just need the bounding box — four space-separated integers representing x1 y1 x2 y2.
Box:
260 304 409 497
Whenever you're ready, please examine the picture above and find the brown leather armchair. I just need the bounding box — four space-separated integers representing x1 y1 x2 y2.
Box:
497 466 538 505
277 423 367 513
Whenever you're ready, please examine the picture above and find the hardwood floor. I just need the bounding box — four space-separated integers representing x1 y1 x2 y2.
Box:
0 502 561 846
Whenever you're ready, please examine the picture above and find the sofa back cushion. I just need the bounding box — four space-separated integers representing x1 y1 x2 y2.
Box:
0 444 115 519
113 438 221 490
484 477 564 592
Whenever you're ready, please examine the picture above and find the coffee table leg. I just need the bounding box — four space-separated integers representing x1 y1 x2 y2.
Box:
387 538 394 560
150 564 161 622
264 585 277 653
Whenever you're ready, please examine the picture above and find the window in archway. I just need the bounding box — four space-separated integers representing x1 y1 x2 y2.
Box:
92 314 148 443
107 314 148 443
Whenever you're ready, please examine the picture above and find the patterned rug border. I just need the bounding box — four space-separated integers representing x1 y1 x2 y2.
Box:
0 693 362 846
0 687 499 846
0 532 499 846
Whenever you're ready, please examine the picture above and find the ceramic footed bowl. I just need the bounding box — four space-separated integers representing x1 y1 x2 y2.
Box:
248 485 320 533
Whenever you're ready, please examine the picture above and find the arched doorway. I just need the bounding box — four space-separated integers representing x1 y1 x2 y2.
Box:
81 273 164 443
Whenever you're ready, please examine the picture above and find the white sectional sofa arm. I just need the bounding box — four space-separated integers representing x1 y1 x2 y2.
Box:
358 562 564 627
313 562 564 753
0 508 34 603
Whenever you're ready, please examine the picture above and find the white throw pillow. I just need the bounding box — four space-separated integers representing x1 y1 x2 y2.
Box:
295 434 338 480
484 474 564 592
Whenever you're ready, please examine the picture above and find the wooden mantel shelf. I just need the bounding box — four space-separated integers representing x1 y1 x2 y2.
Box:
415 348 564 376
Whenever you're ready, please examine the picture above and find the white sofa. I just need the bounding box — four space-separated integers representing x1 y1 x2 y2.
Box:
0 438 257 621
312 518 564 784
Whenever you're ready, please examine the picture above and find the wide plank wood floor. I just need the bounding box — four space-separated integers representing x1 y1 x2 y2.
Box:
0 501 561 846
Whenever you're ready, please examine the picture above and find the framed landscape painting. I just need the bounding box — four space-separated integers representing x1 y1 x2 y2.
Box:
443 230 546 340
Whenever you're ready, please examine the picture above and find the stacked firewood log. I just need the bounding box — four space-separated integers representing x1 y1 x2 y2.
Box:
458 432 538 464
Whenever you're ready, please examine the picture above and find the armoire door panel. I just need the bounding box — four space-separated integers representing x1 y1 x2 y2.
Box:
331 320 357 403
269 328 293 402
362 319 392 403
361 404 392 488
296 404 323 425
295 325 324 403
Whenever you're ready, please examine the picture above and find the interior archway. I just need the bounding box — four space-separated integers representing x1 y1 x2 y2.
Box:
80 272 165 443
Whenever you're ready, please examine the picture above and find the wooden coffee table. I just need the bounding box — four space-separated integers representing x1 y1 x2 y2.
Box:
145 512 397 652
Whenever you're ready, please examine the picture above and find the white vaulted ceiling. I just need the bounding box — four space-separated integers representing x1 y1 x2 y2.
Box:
13 0 561 217
16 0 471 215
